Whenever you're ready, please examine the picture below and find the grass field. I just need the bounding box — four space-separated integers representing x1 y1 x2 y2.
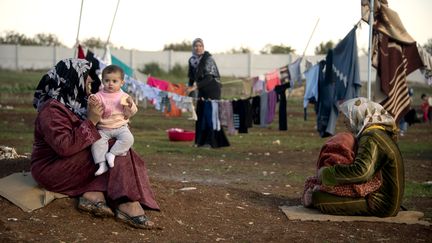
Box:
1 68 431 204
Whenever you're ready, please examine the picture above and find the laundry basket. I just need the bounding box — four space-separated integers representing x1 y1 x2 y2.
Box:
167 128 195 141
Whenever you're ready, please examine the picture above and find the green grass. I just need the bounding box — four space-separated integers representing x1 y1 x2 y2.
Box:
404 181 432 198
1 69 432 204
0 69 45 92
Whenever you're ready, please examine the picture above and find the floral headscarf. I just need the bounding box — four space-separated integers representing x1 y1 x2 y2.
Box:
33 58 93 120
339 97 397 137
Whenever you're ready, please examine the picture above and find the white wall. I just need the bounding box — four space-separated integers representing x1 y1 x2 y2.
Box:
0 44 425 83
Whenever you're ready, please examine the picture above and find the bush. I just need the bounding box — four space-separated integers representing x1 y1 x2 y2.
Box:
139 62 166 77
170 63 187 77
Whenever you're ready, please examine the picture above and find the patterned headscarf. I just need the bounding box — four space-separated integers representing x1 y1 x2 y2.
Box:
33 58 93 120
339 97 396 137
190 38 204 68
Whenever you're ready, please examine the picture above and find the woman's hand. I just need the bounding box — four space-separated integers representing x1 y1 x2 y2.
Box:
87 95 103 125
186 85 197 93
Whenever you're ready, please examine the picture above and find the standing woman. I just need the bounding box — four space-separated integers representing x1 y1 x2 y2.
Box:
187 38 230 148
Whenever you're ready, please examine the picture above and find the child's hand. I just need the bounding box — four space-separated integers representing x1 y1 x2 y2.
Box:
123 97 135 119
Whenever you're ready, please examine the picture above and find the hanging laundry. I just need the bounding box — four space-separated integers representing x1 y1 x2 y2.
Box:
303 63 320 121
147 76 170 91
103 46 112 66
252 75 265 94
304 59 313 71
251 96 261 125
195 100 230 148
219 100 236 135
288 57 302 88
265 70 281 92
232 99 248 133
242 78 253 97
266 90 277 125
111 55 134 77
417 44 432 86
165 83 186 117
331 26 361 101
317 26 361 138
211 100 221 131
244 98 253 129
371 2 423 122
274 83 290 130
279 65 290 84
77 44 86 59
260 91 268 128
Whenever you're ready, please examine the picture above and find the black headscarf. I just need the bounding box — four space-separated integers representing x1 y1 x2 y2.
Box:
32 58 100 120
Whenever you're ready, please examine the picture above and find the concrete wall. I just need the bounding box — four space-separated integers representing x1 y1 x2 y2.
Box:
0 44 425 83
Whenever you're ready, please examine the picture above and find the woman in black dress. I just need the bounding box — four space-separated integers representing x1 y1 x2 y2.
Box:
187 38 230 148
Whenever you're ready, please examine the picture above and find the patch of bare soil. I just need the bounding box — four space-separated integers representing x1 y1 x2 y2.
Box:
0 154 431 242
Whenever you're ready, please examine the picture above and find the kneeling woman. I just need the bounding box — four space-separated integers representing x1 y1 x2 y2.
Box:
312 97 404 217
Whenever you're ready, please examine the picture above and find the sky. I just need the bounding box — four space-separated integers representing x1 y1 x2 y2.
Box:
0 0 431 55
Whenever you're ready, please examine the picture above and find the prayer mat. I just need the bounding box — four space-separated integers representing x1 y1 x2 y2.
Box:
280 205 430 226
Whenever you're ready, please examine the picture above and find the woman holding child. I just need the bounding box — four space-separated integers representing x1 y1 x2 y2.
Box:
31 58 159 229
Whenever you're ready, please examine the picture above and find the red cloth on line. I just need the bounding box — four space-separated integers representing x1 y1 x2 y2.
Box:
31 99 159 210
147 76 170 91
77 44 86 59
265 70 281 92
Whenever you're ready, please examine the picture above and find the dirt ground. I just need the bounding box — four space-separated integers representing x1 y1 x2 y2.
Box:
1 143 431 242
0 92 432 242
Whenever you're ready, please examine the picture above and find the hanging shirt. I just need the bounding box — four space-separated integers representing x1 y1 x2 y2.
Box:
260 91 268 128
219 100 236 135
211 100 221 131
265 70 281 92
147 76 170 91
266 90 277 124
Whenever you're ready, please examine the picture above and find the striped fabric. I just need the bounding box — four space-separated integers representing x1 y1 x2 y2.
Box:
374 33 423 122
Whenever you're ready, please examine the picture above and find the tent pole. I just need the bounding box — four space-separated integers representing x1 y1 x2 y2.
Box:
302 18 320 59
367 0 374 100
74 0 84 58
104 0 120 58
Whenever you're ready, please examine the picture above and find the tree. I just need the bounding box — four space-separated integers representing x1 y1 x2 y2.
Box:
0 31 64 46
314 41 335 55
0 31 37 45
34 33 63 46
228 46 251 54
423 38 432 55
82 37 107 49
163 40 192 51
260 44 295 54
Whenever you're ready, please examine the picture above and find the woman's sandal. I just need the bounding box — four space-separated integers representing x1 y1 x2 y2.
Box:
116 209 156 229
77 197 115 217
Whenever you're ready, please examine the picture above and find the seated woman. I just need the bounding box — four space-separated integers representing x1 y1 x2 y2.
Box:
302 132 382 207
311 97 404 217
31 58 159 229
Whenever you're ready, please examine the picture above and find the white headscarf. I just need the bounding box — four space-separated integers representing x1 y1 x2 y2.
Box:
339 97 396 137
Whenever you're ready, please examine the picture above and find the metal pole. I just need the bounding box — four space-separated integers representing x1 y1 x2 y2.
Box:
367 0 374 100
302 18 320 58
74 0 84 58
